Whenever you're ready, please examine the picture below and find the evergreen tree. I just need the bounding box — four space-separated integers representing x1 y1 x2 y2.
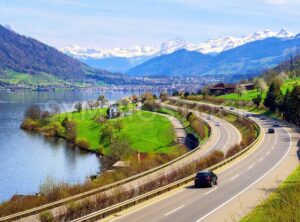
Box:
283 86 300 126
264 82 283 111
252 94 262 107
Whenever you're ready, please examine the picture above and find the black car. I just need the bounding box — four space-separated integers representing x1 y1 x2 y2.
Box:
268 128 275 133
194 170 218 187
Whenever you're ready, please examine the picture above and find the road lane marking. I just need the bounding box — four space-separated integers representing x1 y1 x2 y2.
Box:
109 189 185 222
164 205 185 216
204 187 218 195
195 130 292 222
259 157 264 162
266 151 270 155
247 165 254 170
230 174 239 181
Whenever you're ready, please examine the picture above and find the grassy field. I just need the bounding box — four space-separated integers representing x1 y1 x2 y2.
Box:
55 108 176 154
241 165 300 222
219 78 300 101
0 69 90 87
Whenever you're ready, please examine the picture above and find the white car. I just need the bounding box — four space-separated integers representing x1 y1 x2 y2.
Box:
215 122 221 126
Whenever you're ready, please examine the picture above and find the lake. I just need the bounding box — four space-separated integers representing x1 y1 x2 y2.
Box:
0 89 141 202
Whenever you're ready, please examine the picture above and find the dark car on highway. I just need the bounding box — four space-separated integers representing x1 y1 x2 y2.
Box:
194 170 218 187
268 128 275 133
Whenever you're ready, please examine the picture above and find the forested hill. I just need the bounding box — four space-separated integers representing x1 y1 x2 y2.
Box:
0 25 90 80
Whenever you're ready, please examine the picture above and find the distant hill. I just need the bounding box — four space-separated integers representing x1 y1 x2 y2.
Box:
126 36 300 77
0 25 126 86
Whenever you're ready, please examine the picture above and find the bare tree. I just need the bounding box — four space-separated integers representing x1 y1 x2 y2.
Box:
24 105 42 120
97 95 108 108
74 102 83 112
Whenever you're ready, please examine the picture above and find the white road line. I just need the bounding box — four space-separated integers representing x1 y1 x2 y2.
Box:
164 205 185 216
204 187 218 195
259 157 264 162
247 165 254 170
266 151 270 155
230 174 239 181
195 130 292 222
109 189 185 222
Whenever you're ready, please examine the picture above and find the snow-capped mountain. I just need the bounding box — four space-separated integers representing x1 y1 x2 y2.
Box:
61 28 294 59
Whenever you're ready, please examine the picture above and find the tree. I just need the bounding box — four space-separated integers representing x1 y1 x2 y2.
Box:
121 98 131 109
264 82 283 111
201 87 210 98
184 92 190 98
74 102 82 112
113 119 123 133
87 100 96 110
141 92 160 111
172 91 179 96
235 86 246 98
282 86 300 126
100 122 114 145
109 139 134 161
252 94 262 107
24 105 42 120
159 92 168 101
97 95 108 108
253 78 267 95
66 121 77 142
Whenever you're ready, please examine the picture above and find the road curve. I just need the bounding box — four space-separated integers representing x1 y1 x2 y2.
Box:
15 105 241 222
104 101 299 222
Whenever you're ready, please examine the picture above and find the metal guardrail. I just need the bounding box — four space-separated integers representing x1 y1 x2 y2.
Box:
0 105 212 222
69 101 263 222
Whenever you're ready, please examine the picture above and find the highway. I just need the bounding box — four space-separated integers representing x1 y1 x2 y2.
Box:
104 101 299 222
14 104 241 222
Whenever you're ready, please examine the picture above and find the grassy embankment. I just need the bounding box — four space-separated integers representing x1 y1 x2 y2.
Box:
158 107 209 143
52 107 176 154
219 78 300 101
240 165 300 222
185 78 300 117
165 99 258 158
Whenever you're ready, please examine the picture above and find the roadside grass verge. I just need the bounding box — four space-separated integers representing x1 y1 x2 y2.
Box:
157 107 209 142
240 165 300 222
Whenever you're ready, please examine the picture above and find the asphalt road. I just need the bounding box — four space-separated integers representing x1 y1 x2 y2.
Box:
107 105 294 222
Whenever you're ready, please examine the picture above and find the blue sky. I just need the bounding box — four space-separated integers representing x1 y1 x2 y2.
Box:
0 0 300 48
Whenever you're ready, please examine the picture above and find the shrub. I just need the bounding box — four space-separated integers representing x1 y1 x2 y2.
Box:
42 122 65 137
39 211 54 222
20 118 40 131
76 138 90 150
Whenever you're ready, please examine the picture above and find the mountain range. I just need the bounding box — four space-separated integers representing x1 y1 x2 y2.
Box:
62 28 295 73
0 25 133 86
127 35 300 77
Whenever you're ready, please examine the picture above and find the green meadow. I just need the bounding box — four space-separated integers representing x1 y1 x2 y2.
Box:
218 78 300 101
55 107 176 154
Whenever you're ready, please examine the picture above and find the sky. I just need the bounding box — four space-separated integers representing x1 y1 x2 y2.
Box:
0 0 300 49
